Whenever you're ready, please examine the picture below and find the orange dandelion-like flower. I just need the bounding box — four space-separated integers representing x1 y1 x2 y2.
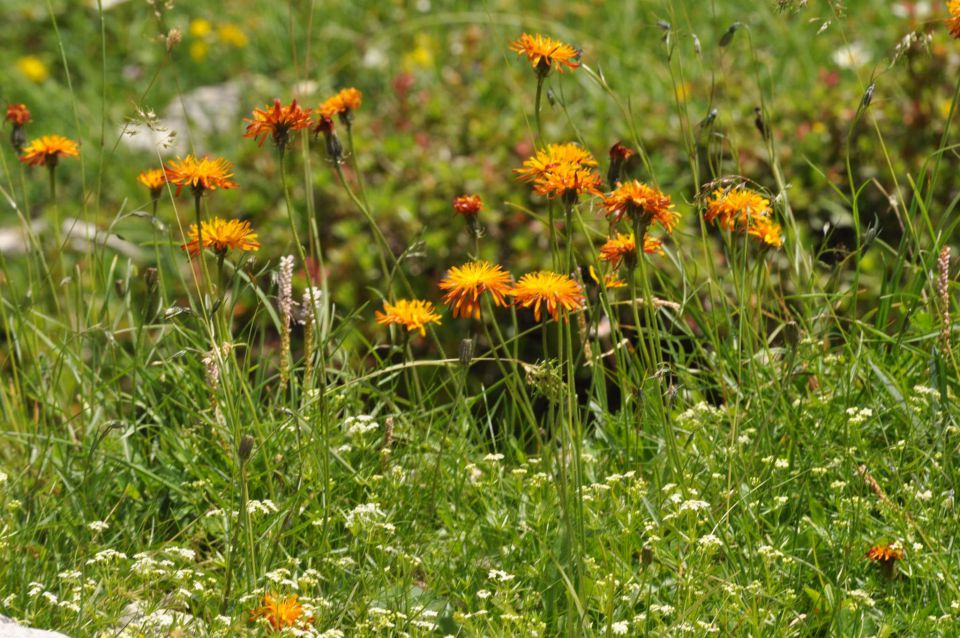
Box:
182 217 260 256
20 134 79 167
866 542 905 564
376 299 442 337
515 143 601 201
515 143 597 183
747 215 784 249
165 155 237 196
5 104 31 126
318 87 363 122
949 1 960 39
705 186 782 248
137 168 166 194
439 260 513 320
244 98 312 148
510 33 581 75
588 265 627 290
602 180 678 232
597 232 663 269
453 194 483 216
704 186 770 231
510 271 585 322
249 593 304 631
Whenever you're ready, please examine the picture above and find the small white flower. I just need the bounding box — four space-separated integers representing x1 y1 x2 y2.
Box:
610 620 629 635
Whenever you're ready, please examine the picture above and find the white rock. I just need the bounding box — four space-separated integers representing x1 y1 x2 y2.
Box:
0 616 71 638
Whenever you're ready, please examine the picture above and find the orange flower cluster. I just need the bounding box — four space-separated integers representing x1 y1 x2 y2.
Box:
5 104 31 126
510 33 581 75
515 143 602 200
949 1 960 39
704 186 783 249
244 98 312 148
165 155 237 196
249 593 305 631
182 217 260 256
20 134 80 167
318 87 362 122
598 232 662 269
602 180 678 232
376 299 442 336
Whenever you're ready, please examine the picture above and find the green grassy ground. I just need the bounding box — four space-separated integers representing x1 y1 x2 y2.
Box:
1 1 959 636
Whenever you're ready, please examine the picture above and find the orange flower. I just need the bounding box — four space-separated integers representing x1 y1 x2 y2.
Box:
705 186 782 248
510 271 585 322
602 180 678 232
515 143 601 201
597 232 663 268
19 134 79 167
588 265 626 290
510 33 581 75
949 1 960 39
249 593 304 631
376 299 442 336
608 142 634 163
165 155 237 196
182 217 260 256
453 194 483 216
439 261 513 319
515 143 597 183
747 215 783 249
704 186 770 231
866 542 904 564
5 104 31 126
137 168 167 194
318 87 362 122
244 98 312 148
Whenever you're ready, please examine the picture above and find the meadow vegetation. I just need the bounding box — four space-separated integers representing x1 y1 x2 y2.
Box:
0 1 959 636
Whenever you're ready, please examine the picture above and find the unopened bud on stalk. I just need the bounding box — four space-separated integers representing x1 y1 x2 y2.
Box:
459 337 475 367
238 434 255 463
144 266 159 293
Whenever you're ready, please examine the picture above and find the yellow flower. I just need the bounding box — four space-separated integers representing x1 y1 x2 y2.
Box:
20 135 79 167
189 18 212 38
182 217 260 256
510 271 585 322
403 33 436 70
189 41 209 62
602 180 678 232
515 143 601 201
165 155 237 196
17 56 48 83
244 99 312 148
218 24 248 48
510 33 581 75
375 299 442 337
949 1 960 39
439 261 513 320
137 168 167 194
588 265 627 290
317 88 363 122
249 593 304 631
